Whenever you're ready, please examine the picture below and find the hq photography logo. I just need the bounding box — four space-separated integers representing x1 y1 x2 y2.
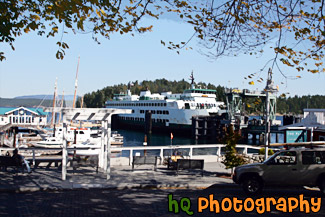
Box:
167 194 322 215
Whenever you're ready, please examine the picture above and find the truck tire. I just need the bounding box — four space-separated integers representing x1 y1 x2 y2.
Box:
242 176 263 195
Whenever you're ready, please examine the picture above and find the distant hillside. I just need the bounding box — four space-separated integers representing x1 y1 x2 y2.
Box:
15 95 76 101
0 98 54 107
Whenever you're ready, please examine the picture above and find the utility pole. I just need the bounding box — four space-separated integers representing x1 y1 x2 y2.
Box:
264 68 278 160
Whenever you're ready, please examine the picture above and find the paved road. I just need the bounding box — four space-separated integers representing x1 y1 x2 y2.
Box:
0 187 324 217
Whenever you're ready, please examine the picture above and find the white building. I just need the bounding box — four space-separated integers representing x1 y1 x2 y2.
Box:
0 107 48 127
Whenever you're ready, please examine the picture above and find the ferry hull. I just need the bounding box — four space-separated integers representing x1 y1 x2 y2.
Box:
112 119 192 135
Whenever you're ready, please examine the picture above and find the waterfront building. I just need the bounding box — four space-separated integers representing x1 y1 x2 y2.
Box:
0 107 47 127
280 109 325 142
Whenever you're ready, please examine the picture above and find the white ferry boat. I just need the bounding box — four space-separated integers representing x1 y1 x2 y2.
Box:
105 74 225 134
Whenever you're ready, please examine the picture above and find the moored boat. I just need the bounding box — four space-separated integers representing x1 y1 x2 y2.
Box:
105 72 225 134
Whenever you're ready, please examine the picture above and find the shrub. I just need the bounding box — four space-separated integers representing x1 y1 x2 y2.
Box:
258 148 274 156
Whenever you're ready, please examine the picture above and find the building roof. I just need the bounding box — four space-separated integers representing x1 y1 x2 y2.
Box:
280 108 325 131
304 109 325 112
0 107 48 116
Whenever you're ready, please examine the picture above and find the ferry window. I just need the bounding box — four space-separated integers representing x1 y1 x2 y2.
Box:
166 111 169 115
79 131 85 134
155 103 157 106
164 103 167 106
152 110 155 114
9 117 11 123
132 110 135 113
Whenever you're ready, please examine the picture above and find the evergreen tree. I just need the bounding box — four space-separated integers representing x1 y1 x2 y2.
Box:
222 125 245 174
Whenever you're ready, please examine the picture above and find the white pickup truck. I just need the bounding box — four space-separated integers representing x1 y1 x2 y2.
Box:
233 148 325 195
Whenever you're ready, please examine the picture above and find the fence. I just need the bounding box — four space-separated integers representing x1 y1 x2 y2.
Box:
0 144 268 166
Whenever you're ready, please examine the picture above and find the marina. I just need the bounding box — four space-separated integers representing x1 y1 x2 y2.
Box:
1 1 325 216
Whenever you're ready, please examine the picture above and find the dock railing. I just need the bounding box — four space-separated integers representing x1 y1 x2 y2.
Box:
0 144 268 167
110 144 267 165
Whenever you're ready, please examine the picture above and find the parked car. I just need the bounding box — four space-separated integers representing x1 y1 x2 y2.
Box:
233 148 325 195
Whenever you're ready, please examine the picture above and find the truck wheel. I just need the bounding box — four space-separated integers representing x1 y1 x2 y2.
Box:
242 176 263 195
319 178 325 195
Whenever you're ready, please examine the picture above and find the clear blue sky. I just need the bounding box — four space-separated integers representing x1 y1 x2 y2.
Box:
0 17 324 98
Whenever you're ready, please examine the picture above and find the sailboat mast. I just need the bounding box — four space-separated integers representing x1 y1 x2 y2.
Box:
51 77 58 127
72 56 80 109
58 90 64 125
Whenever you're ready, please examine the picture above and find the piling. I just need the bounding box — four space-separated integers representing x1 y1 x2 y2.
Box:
145 110 152 135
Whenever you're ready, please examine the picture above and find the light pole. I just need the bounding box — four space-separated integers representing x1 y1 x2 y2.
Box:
264 68 278 160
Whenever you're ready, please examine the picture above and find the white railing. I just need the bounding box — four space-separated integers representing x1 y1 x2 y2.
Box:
0 144 267 166
110 144 265 165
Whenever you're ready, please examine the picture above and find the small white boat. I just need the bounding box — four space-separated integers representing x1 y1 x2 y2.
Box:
111 131 123 145
31 137 63 148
